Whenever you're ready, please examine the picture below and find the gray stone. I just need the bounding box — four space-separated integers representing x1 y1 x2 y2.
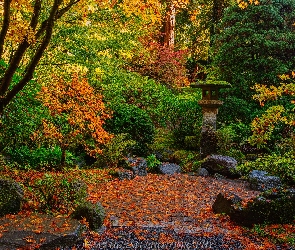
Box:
71 201 105 231
0 178 24 217
118 170 134 180
126 157 147 176
158 163 181 175
248 170 282 191
201 155 240 178
212 189 295 227
196 168 209 177
214 173 226 180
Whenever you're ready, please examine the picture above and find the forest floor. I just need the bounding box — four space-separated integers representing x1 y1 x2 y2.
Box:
0 169 295 249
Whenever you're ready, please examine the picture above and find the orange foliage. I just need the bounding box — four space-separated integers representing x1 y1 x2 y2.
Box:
32 73 112 159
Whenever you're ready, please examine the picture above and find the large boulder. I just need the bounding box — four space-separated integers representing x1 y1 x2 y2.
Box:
126 157 147 177
0 178 24 217
248 170 282 191
158 163 181 175
212 189 295 227
71 201 105 231
201 155 240 178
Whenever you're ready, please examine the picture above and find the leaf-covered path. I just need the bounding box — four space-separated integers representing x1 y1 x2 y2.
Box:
84 173 290 249
0 170 294 249
89 174 258 231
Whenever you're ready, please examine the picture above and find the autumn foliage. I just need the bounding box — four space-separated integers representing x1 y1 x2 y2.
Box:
132 41 189 88
31 73 112 166
249 73 295 147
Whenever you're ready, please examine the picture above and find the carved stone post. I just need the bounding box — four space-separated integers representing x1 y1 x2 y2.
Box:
191 82 230 158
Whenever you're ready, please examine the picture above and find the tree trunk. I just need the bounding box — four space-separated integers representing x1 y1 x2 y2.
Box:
163 3 176 48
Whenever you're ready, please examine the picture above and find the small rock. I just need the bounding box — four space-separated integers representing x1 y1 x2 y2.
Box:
158 163 181 175
248 170 282 191
118 170 134 180
196 168 209 177
126 157 147 176
71 201 105 231
0 178 24 217
214 173 226 180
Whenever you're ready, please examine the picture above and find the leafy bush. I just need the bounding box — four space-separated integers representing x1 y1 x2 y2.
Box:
170 150 201 173
211 0 295 123
146 154 161 173
6 146 66 170
212 0 295 89
105 103 155 156
237 152 295 185
95 133 136 168
32 173 87 213
101 72 177 127
218 96 260 124
216 123 248 162
0 80 49 152
162 91 202 149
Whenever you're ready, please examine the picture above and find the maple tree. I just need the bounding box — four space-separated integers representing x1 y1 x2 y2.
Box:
31 73 112 167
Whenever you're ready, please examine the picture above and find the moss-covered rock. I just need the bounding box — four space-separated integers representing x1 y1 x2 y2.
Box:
71 201 105 231
0 178 24 217
213 189 295 227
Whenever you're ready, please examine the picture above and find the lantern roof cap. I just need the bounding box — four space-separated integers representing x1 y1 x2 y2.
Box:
190 80 231 89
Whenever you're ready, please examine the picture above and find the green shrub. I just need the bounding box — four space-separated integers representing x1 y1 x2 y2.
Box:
5 146 78 170
105 103 155 156
211 0 295 123
32 173 87 214
216 123 248 162
237 152 295 185
170 150 201 173
212 0 295 91
162 92 202 149
146 154 161 173
216 125 237 155
95 133 136 168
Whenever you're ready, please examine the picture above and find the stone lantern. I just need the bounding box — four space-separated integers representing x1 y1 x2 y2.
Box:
191 81 230 157
191 81 230 131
